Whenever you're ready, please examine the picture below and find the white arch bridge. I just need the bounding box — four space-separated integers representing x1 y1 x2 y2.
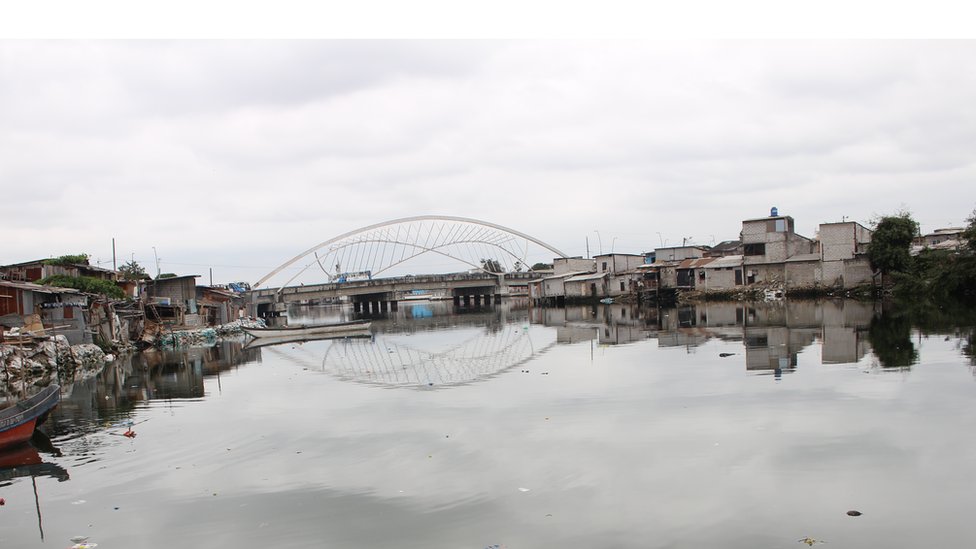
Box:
247 216 568 314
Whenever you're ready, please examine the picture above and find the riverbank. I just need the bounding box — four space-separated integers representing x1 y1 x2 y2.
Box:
676 282 876 303
0 335 109 398
1 318 266 396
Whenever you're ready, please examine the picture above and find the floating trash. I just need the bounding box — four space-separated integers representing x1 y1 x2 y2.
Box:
719 353 736 357
847 509 863 516
798 538 825 546
518 487 530 492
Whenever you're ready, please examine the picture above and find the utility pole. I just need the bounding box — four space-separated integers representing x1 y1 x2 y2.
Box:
152 247 160 278
585 236 590 259
112 238 117 271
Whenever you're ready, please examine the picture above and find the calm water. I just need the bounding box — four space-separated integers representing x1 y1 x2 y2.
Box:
2 299 976 549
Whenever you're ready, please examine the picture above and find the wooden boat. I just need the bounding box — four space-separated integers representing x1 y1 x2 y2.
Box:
0 385 60 450
243 320 372 339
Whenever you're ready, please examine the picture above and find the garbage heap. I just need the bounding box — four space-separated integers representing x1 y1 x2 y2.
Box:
156 317 266 348
1 335 110 397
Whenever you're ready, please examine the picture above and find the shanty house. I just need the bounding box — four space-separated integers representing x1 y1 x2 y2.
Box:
141 275 200 326
0 258 117 283
0 280 90 344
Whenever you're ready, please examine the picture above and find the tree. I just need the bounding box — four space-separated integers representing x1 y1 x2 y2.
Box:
118 259 149 280
531 262 553 271
868 211 919 276
963 208 976 252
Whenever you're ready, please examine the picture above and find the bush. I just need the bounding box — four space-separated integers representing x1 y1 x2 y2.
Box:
43 254 90 267
38 274 125 299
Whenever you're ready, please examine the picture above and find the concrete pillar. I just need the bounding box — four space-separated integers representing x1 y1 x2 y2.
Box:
463 295 470 307
474 295 481 307
494 294 501 304
391 300 398 311
453 296 461 306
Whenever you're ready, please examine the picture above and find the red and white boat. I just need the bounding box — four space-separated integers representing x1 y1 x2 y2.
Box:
0 385 60 450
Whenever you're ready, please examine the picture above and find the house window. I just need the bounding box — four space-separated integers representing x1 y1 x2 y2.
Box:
602 261 608 272
775 219 786 232
620 281 626 291
744 243 765 256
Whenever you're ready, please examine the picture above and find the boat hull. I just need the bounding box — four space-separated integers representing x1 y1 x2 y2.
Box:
0 385 60 451
0 420 37 449
243 320 371 339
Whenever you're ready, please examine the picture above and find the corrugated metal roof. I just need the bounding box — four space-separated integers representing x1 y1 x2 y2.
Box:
705 255 743 269
0 280 80 294
564 272 608 282
542 271 592 281
677 257 716 269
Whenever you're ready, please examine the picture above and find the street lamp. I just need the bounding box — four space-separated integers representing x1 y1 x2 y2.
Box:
610 237 618 254
594 230 603 255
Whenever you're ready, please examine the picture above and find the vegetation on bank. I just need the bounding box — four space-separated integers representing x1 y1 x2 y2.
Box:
38 274 126 299
869 209 976 301
42 253 90 266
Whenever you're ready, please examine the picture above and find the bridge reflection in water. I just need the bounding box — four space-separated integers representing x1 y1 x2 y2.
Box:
283 300 557 389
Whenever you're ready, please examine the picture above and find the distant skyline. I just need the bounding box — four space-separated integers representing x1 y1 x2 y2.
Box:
2 41 974 285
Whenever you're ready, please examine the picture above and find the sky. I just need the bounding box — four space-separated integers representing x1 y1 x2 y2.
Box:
2 40 975 286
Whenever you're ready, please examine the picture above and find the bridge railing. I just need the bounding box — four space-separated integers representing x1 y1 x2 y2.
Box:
249 270 548 298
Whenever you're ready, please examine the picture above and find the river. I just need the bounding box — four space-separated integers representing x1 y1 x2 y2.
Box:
1 299 975 548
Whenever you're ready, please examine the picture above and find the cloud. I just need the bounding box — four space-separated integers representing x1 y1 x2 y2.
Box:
2 40 975 282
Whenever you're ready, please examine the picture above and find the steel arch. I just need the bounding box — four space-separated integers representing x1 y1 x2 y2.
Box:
254 215 569 288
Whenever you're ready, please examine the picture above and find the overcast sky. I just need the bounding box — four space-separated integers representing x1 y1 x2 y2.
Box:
2 40 974 285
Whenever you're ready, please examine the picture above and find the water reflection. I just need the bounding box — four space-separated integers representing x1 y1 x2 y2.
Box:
287 301 556 388
867 308 919 369
49 341 259 440
535 300 886 373
0 431 68 485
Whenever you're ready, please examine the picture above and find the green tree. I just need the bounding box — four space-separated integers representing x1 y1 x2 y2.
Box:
868 211 919 276
962 209 976 252
531 262 553 271
118 260 149 280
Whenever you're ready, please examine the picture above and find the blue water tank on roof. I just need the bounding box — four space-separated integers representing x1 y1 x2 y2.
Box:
770 206 779 217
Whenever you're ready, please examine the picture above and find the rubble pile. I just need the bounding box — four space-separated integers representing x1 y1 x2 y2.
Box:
214 317 266 335
1 335 107 395
159 328 218 347
156 318 265 347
